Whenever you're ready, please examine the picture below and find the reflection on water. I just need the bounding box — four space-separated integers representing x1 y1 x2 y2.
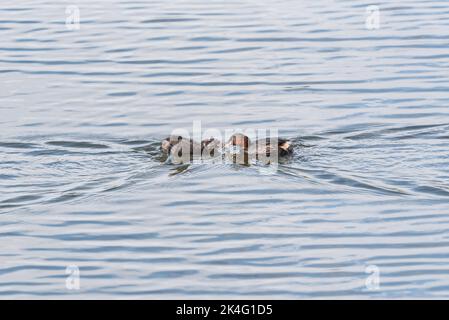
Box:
1 0 449 298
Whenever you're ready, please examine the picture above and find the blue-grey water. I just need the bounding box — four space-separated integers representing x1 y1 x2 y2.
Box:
1 0 449 299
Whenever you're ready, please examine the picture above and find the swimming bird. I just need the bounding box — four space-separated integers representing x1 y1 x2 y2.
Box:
225 133 293 158
161 133 292 164
161 136 220 163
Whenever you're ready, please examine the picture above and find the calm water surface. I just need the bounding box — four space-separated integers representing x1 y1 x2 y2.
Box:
1 0 449 298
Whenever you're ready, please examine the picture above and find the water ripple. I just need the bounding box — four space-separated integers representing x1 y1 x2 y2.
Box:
1 0 449 299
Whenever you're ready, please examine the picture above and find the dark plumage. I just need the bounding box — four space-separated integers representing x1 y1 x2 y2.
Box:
161 136 220 162
226 134 293 158
161 133 293 164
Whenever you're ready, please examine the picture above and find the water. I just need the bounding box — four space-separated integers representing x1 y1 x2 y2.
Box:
1 0 449 298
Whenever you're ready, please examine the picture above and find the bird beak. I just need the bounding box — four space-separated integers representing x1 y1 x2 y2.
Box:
161 140 171 153
279 141 290 151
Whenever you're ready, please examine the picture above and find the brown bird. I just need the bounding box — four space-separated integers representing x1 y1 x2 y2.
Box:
161 136 221 163
225 133 293 157
161 133 293 164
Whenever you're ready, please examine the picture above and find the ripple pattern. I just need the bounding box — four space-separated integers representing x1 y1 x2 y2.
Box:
1 0 449 298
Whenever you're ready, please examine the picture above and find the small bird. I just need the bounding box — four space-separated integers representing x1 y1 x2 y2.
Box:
225 133 293 158
161 133 293 164
161 136 221 163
